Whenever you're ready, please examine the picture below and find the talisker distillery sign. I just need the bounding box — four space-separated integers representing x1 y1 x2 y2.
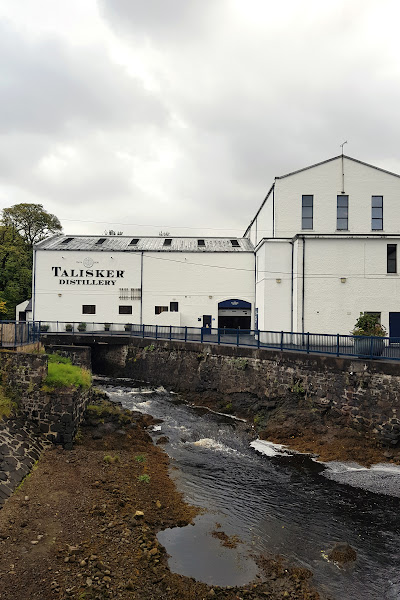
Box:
52 267 125 286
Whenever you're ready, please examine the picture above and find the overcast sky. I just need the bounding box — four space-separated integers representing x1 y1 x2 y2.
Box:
1 0 400 237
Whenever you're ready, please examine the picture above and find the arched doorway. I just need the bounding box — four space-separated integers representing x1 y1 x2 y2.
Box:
218 299 251 331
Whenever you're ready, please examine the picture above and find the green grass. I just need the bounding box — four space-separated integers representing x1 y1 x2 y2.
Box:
0 386 17 420
44 362 92 390
138 474 150 483
47 352 72 364
135 454 146 463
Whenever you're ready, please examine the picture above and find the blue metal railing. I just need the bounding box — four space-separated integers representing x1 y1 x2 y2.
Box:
2 320 400 361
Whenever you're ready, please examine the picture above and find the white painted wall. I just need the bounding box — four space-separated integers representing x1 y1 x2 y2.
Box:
256 240 292 331
33 248 255 330
275 157 400 237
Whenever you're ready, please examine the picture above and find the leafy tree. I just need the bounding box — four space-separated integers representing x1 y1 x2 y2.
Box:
2 203 62 247
0 225 32 319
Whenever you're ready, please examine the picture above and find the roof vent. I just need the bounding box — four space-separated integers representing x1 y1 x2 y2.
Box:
61 237 74 244
129 238 140 246
96 238 106 245
197 239 205 247
163 238 172 246
230 239 240 247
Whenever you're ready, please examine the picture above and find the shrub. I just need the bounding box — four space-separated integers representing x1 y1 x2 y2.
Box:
77 322 87 332
104 455 119 464
0 387 17 420
47 353 71 364
65 323 73 331
135 454 146 463
351 312 387 337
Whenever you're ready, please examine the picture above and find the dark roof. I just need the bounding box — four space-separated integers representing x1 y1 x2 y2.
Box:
276 155 400 180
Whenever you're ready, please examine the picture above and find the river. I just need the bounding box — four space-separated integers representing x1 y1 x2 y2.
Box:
100 380 400 600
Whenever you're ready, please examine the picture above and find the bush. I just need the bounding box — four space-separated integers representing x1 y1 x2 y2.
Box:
47 353 71 364
351 312 387 337
77 322 87 332
65 323 73 331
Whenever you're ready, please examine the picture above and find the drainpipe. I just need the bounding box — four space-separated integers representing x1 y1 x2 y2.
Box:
272 185 275 238
290 241 294 332
302 237 306 334
254 250 257 330
140 251 144 326
32 248 37 321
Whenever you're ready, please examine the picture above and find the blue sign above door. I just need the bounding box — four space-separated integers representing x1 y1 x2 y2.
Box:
218 299 251 309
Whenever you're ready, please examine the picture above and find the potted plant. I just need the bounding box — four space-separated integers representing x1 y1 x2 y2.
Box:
77 322 87 332
39 324 50 332
65 323 73 332
104 322 111 331
124 323 132 332
351 313 387 357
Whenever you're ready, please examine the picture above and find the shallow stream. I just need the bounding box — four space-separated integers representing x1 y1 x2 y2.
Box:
101 381 400 600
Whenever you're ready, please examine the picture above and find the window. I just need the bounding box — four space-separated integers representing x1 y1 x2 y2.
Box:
119 306 132 314
82 305 96 314
302 195 313 229
129 238 140 246
130 288 141 300
120 288 141 300
170 302 179 312
372 196 383 230
337 195 349 230
62 237 74 244
197 239 205 247
163 238 172 246
387 244 397 273
96 238 106 245
230 239 240 247
155 306 168 314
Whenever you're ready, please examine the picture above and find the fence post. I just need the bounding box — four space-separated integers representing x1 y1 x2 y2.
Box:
169 325 172 341
185 326 187 342
218 328 220 345
236 329 239 347
306 332 310 354
142 324 145 338
155 325 158 340
336 333 340 357
280 331 284 351
370 336 374 359
201 327 203 344
257 330 260 349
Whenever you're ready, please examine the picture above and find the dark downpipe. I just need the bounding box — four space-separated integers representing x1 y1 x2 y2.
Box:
290 241 294 332
302 237 305 334
140 251 144 326
32 248 37 321
272 185 275 238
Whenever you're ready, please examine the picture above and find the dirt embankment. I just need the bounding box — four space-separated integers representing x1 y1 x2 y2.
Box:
185 391 400 467
0 396 323 600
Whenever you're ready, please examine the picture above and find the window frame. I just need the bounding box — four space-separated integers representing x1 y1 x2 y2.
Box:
82 305 96 315
387 244 397 274
337 195 349 231
119 305 133 315
170 301 179 312
301 195 313 230
371 196 383 231
155 306 169 315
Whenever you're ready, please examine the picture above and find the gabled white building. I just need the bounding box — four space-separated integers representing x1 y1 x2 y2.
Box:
20 154 400 337
245 155 400 336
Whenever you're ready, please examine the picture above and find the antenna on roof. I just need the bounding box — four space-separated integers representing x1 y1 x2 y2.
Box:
340 141 348 193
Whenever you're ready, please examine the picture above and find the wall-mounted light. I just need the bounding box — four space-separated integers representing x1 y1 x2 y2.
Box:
276 278 282 284
341 277 347 283
58 293 62 297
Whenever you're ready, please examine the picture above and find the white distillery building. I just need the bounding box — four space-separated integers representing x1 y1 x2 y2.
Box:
18 154 400 337
29 236 255 331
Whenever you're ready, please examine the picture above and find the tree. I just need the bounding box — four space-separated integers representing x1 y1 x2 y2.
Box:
2 203 62 247
0 225 32 319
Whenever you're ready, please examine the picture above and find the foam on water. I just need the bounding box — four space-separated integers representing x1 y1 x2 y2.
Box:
250 439 293 457
192 438 238 454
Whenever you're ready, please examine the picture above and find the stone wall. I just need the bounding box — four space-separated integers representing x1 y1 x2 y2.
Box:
0 350 91 449
44 344 91 369
92 339 400 447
